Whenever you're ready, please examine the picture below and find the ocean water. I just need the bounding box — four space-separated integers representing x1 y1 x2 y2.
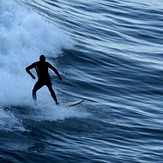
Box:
0 0 163 162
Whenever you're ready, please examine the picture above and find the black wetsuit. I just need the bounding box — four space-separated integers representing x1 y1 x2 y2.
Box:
26 60 61 104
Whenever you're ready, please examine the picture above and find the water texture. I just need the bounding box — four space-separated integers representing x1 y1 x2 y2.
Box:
0 0 163 162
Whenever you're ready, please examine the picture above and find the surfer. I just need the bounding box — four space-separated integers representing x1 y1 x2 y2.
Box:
26 55 62 105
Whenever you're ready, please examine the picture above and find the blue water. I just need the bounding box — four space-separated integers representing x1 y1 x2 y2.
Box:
0 0 163 162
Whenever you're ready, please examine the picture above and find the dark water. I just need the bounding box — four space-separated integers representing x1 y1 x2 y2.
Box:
0 0 163 162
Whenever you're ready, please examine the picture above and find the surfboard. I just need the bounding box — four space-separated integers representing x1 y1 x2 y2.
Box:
68 99 84 107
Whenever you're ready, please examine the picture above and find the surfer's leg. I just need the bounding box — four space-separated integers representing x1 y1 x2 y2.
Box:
32 80 44 101
49 87 59 105
46 81 59 105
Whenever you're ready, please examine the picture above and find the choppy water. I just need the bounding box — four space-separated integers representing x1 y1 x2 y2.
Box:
0 0 163 162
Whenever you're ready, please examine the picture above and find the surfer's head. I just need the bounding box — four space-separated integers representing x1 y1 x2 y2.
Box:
40 55 46 62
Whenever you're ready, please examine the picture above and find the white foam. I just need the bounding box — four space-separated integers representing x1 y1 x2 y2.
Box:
0 108 26 132
29 101 89 122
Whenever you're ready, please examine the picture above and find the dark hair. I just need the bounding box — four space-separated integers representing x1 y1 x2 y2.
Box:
40 55 46 61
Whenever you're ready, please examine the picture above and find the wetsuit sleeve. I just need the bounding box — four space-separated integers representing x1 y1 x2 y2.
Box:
48 63 62 80
25 62 36 79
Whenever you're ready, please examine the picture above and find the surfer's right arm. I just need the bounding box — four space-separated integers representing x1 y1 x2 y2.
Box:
25 63 36 79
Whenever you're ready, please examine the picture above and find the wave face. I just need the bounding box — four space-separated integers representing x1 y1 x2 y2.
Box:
0 0 163 162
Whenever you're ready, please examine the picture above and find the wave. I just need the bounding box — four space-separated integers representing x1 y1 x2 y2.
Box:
0 0 75 106
0 0 84 131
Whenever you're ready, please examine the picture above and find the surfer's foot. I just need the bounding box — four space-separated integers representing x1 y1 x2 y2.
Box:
56 101 59 105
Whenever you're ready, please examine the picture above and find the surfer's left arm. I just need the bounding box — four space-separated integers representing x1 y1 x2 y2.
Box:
48 63 62 81
25 63 36 79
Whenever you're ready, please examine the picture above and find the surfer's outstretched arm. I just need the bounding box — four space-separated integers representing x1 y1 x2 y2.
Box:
26 63 36 79
48 63 62 80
